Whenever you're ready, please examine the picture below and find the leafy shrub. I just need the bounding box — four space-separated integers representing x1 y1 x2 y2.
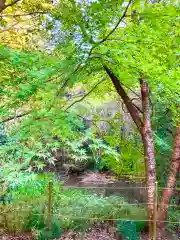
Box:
166 206 180 234
117 220 141 240
0 174 52 232
23 205 62 239
32 217 62 240
103 130 144 177
53 188 147 230
0 173 147 234
135 221 147 232
25 210 46 231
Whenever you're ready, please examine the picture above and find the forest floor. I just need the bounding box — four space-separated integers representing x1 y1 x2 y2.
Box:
59 223 117 240
0 232 33 240
59 223 179 240
0 227 176 240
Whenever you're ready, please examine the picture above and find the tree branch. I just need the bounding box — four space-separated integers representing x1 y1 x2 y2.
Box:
1 11 47 17
1 111 31 123
0 0 20 13
65 76 106 110
98 0 133 44
75 114 102 137
58 44 98 93
59 63 82 91
104 65 143 132
0 21 19 33
131 98 143 113
5 0 20 8
0 17 36 33
125 12 177 18
121 83 141 99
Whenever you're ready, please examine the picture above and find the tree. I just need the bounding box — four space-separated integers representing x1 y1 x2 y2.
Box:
157 124 180 238
0 0 54 49
104 65 156 233
49 0 179 236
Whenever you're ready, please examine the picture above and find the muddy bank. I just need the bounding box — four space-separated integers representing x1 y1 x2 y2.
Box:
61 172 148 204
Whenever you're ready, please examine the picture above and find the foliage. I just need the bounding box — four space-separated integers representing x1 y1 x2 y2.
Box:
1 0 179 179
0 0 179 236
0 174 51 232
117 220 141 240
0 0 55 50
166 194 180 234
0 45 62 116
0 174 147 233
26 210 46 231
28 214 62 240
102 119 144 176
0 44 120 183
52 189 147 231
49 0 179 108
152 103 175 186
0 123 8 145
166 206 180 234
0 118 120 191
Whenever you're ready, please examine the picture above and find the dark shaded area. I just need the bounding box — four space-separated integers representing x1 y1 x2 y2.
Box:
0 123 7 145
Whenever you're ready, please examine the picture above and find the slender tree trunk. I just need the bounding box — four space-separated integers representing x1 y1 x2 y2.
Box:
104 66 156 234
140 77 156 234
156 125 180 239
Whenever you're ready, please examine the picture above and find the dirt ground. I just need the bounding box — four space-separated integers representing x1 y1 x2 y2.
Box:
0 232 34 240
59 225 178 240
0 229 178 240
59 223 117 240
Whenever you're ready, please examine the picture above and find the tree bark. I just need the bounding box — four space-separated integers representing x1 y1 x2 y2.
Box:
156 125 180 239
0 0 5 12
140 77 156 234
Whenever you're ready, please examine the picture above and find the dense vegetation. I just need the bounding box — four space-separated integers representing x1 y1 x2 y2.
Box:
0 0 179 239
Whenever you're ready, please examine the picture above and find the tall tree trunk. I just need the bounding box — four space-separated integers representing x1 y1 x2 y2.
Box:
104 66 156 234
156 125 180 239
140 77 156 234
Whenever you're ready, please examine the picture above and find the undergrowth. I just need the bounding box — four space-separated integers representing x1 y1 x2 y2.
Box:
53 188 147 231
166 205 180 234
0 174 146 233
1 173 178 238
